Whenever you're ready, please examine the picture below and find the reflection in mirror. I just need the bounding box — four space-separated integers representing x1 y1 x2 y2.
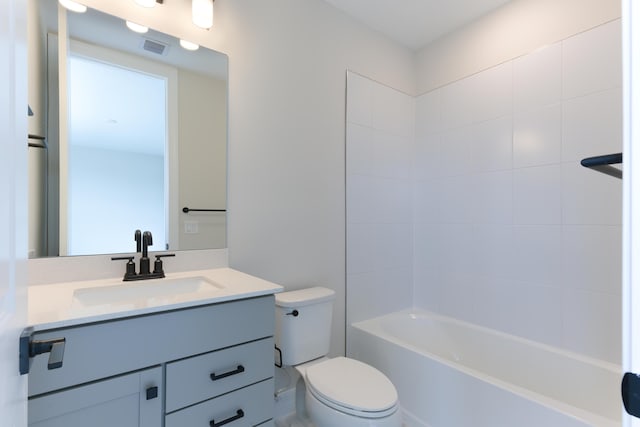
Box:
27 0 228 258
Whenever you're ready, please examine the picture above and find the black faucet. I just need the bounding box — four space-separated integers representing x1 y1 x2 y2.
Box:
139 231 153 275
111 229 174 281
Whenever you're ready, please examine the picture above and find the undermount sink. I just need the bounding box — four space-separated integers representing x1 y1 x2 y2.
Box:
71 276 224 309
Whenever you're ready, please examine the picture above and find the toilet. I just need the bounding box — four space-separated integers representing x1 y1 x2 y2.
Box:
275 287 402 427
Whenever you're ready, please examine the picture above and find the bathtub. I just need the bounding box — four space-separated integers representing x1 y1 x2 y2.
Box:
349 309 621 427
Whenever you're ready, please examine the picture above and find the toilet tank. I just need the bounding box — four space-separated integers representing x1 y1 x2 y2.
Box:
275 287 335 366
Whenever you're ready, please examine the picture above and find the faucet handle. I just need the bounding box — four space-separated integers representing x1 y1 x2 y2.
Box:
153 253 175 276
134 230 142 253
111 256 137 280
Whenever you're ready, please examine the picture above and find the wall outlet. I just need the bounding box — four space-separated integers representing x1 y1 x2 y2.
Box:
184 221 199 234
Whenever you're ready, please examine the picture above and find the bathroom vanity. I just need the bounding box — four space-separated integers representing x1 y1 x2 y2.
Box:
25 268 281 427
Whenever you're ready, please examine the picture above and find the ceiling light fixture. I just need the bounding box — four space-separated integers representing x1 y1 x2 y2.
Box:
126 21 149 34
179 39 200 51
192 0 214 29
58 0 87 13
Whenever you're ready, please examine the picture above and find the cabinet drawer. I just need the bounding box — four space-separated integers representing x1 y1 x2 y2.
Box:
29 295 274 396
166 338 273 412
165 379 273 427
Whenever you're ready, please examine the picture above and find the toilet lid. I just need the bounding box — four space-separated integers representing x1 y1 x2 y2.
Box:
305 357 398 415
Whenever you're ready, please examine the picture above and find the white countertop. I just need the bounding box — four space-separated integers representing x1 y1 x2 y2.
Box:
28 268 283 331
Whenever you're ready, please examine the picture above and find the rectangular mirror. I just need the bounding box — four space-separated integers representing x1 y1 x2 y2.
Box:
28 0 228 257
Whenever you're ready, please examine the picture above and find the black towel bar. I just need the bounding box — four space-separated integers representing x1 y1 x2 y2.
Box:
182 207 226 213
580 153 622 179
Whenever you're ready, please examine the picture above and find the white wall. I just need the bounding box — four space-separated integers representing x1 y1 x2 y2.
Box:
27 0 47 258
178 70 227 250
0 0 28 423
47 0 416 357
414 20 622 363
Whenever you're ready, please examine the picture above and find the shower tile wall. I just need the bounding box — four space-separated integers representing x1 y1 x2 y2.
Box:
346 19 622 364
414 20 622 363
346 72 415 327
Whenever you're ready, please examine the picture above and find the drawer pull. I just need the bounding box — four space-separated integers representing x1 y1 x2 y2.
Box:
146 386 158 400
209 409 244 427
209 365 245 381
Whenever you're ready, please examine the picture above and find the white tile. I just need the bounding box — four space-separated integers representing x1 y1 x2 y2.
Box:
442 62 513 129
441 73 477 129
514 165 562 225
372 83 414 137
472 61 513 123
476 280 563 347
347 267 413 323
562 88 622 163
413 134 441 181
439 273 477 323
346 272 379 323
439 126 473 177
346 123 373 176
413 275 442 312
440 175 475 224
346 223 375 274
371 131 412 179
514 42 562 111
562 20 622 99
562 225 622 294
562 289 621 364
513 285 564 346
346 174 375 224
562 162 622 225
512 226 563 287
413 179 440 224
513 104 562 168
471 116 513 172
413 223 443 275
373 223 413 271
438 224 476 278
371 177 412 224
346 72 373 126
415 89 442 138
472 225 514 282
472 170 513 224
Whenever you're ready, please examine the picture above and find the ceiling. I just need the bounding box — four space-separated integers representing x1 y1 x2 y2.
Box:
321 0 514 50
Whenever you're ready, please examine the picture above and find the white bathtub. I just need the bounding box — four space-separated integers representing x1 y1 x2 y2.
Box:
349 309 621 427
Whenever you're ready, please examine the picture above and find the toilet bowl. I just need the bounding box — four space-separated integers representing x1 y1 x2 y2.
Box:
301 357 402 427
275 287 402 427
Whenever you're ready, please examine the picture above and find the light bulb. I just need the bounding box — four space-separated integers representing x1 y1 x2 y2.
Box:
134 0 156 7
58 0 87 13
192 0 214 29
126 21 149 34
179 40 199 51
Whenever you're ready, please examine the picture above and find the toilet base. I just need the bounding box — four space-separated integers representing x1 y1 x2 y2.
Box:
274 412 314 427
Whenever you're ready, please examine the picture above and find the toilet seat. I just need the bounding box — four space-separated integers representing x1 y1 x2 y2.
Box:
304 357 398 419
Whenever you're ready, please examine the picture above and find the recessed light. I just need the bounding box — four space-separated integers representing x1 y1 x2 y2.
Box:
179 39 199 51
126 21 149 34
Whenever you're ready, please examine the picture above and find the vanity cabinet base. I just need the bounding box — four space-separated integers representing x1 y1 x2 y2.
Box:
29 366 162 427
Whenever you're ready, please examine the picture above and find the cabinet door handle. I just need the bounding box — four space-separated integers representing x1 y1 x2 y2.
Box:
209 409 244 427
209 365 245 381
146 386 158 400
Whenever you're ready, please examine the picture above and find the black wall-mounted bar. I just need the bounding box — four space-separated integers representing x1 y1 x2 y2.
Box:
28 134 47 149
182 207 227 213
580 152 622 179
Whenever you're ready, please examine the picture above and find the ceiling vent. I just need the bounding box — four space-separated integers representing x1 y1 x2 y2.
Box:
141 38 169 56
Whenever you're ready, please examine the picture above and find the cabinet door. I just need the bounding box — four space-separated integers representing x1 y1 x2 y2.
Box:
28 367 162 427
